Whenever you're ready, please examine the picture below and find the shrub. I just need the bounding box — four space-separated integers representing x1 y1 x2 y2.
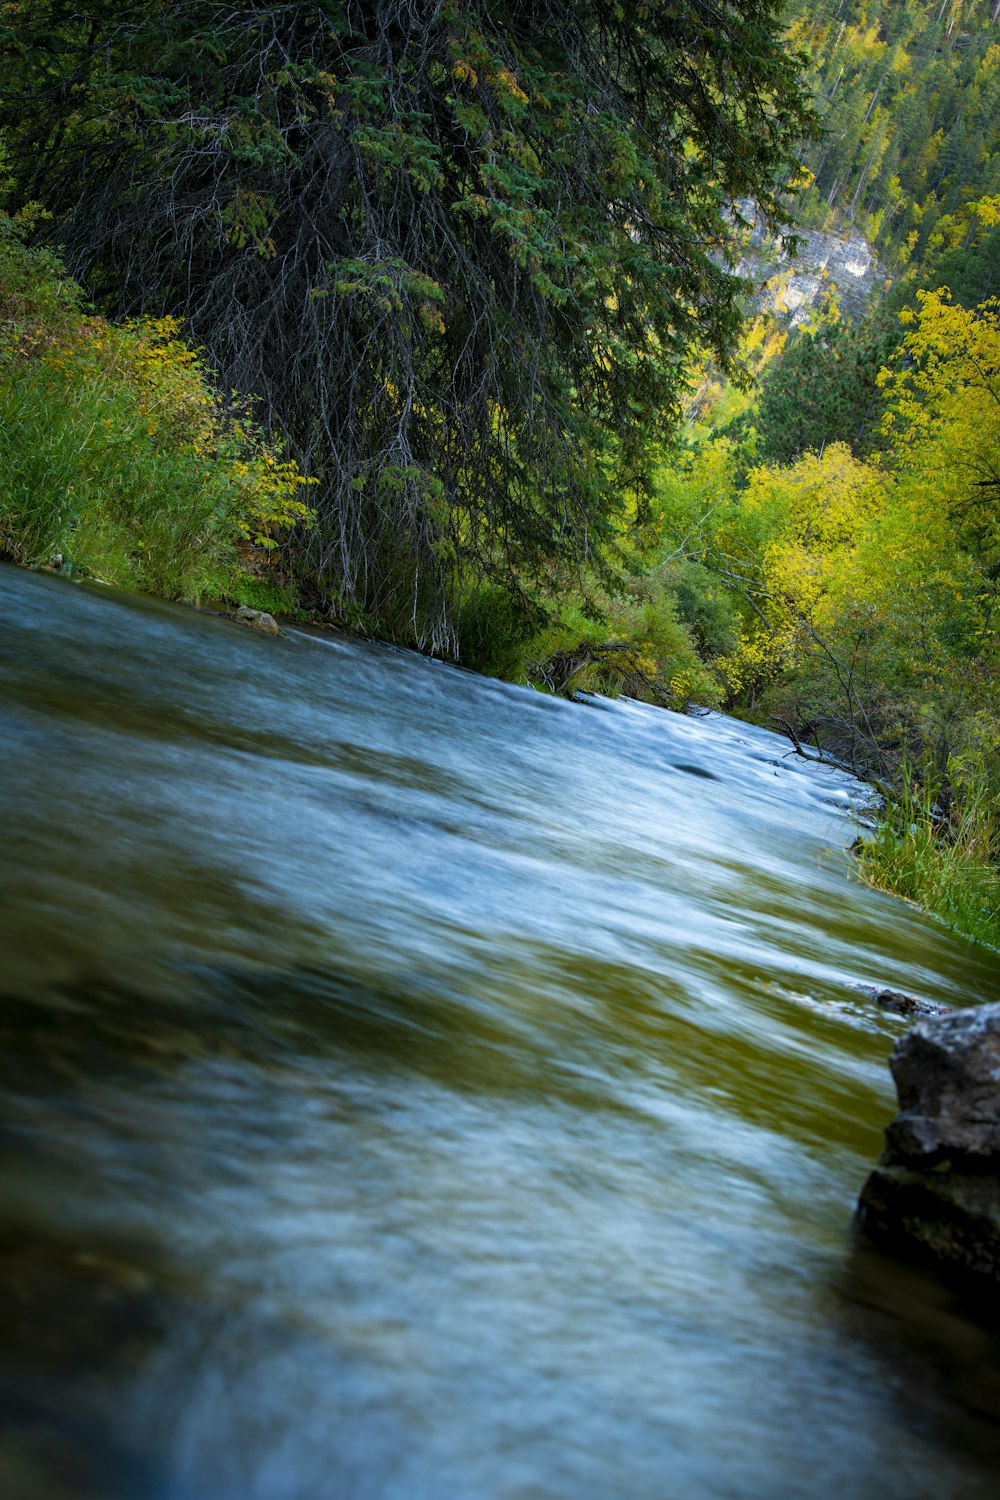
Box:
524 572 724 708
0 215 314 601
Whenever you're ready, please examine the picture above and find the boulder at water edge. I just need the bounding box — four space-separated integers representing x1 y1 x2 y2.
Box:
857 1004 1000 1290
233 606 281 636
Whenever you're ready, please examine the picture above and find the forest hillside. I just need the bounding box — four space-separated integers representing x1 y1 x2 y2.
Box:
788 0 1000 289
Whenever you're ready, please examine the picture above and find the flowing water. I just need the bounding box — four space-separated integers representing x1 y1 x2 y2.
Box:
2 562 1000 1500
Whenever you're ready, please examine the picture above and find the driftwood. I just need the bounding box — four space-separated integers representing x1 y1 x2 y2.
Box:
769 715 843 766
768 714 899 808
531 640 668 701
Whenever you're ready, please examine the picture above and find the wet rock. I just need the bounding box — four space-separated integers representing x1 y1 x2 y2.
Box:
858 1168 1000 1286
669 762 719 780
857 1004 1000 1291
865 986 952 1020
233 606 281 636
884 1006 1000 1167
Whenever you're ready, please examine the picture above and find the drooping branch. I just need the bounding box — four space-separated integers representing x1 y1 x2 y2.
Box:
0 0 814 651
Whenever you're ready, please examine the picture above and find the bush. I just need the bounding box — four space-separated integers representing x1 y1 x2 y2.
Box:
669 560 739 659
0 214 314 601
454 583 545 678
524 572 724 708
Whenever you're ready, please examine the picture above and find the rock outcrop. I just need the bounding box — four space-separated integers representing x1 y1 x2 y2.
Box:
732 201 886 326
857 1004 1000 1291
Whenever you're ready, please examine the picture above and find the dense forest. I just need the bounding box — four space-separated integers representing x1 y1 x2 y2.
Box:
1 2 998 945
788 0 1000 283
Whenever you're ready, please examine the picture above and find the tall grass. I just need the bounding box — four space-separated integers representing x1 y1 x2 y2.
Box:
0 360 236 598
857 767 1000 950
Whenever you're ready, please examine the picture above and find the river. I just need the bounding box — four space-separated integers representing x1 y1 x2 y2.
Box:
2 562 999 1500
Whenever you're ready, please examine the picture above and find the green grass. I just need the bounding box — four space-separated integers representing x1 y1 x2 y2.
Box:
218 572 314 620
0 360 239 599
857 769 1000 950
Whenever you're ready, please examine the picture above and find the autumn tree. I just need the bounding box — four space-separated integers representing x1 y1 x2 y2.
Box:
0 1 813 650
687 288 1000 776
879 287 1000 569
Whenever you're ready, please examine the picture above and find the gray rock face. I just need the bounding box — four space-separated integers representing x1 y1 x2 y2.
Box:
857 1004 1000 1291
731 201 885 326
884 1007 1000 1167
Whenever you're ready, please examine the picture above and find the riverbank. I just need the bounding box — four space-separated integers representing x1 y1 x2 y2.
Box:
0 209 315 614
17 549 1000 961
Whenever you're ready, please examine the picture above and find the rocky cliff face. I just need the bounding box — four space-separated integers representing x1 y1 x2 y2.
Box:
734 205 886 326
857 1005 1000 1295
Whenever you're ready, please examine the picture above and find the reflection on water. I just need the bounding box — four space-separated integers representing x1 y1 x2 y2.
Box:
1 563 999 1499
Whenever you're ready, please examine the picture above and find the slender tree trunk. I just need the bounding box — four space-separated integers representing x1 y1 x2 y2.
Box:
863 69 888 126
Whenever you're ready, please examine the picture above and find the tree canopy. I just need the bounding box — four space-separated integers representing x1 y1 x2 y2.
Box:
753 308 897 466
0 1 813 648
786 1 1000 275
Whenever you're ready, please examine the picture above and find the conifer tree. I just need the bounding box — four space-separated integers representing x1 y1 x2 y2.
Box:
0 1 812 648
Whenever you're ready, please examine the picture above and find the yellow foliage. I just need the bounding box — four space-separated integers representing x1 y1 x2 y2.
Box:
451 57 478 88
973 196 1000 229
14 293 316 560
233 452 317 550
718 445 889 694
490 67 529 104
879 291 1000 503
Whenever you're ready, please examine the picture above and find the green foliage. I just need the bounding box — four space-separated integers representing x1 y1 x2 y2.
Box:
0 0 815 653
524 572 726 710
921 222 1000 308
222 574 308 620
858 767 1000 951
670 562 741 661
0 216 314 599
786 2 1000 275
640 275 1000 945
754 308 897 465
453 583 546 680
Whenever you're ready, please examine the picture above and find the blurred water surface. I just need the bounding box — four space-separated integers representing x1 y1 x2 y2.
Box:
2 563 999 1500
